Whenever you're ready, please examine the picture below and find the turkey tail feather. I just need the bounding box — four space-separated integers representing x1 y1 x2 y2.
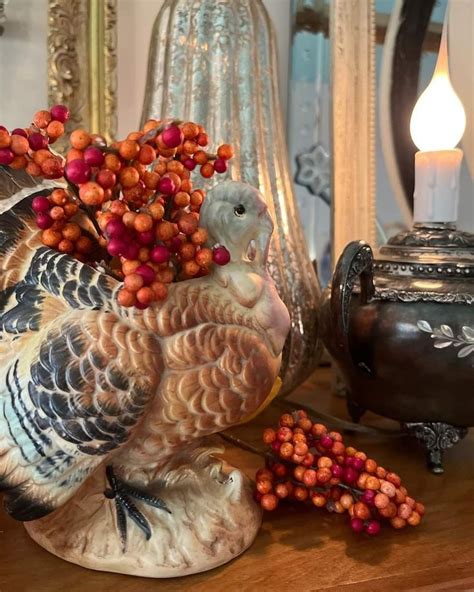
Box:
0 165 64 215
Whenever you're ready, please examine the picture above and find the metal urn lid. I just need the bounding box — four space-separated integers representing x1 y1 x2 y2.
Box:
372 223 474 303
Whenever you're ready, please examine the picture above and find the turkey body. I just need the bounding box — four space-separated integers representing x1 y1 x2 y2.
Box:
0 193 289 522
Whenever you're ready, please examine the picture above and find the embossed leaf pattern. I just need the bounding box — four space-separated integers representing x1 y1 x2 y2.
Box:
417 320 432 333
462 326 474 342
440 325 454 338
433 341 453 349
458 344 474 358
418 321 474 360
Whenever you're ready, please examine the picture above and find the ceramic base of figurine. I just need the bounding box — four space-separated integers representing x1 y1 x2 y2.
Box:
25 445 261 578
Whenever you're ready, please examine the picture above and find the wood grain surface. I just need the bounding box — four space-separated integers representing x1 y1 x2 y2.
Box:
1 368 473 592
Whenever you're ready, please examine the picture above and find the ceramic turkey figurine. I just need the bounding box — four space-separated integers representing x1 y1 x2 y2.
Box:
0 166 290 577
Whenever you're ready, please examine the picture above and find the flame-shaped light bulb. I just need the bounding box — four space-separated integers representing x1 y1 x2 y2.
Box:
410 15 466 152
411 6 466 224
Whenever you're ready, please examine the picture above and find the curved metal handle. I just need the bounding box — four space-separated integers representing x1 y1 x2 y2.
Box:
331 241 375 373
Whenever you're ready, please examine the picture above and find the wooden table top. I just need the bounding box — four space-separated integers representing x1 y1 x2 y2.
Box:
1 367 473 592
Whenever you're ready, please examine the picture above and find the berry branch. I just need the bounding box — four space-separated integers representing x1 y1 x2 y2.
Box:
0 106 235 309
255 410 425 536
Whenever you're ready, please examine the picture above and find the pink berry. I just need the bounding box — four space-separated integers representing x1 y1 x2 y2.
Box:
271 440 281 453
343 467 358 485
123 242 140 260
65 159 91 184
96 169 116 189
331 464 344 479
107 238 127 257
352 457 365 472
151 245 170 264
135 264 155 286
161 125 183 148
134 301 149 310
137 230 155 245
361 490 376 505
167 236 183 253
11 128 27 138
213 158 228 174
83 146 104 167
365 520 381 536
36 213 53 229
0 148 15 165
350 518 365 533
50 104 70 123
158 176 177 195
28 132 47 151
32 196 51 213
183 158 196 171
320 435 333 449
105 219 126 239
212 245 231 266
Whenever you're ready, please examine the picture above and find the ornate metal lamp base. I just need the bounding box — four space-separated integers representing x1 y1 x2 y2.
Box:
403 422 468 474
322 228 474 475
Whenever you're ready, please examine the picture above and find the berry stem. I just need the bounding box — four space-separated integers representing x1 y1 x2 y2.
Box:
138 119 182 146
67 182 103 240
272 398 402 438
218 432 271 461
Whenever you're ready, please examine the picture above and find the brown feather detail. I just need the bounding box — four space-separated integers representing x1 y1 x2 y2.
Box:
121 322 280 464
0 166 63 206
154 281 264 339
0 210 41 293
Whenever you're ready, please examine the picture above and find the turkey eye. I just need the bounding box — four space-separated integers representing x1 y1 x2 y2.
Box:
234 204 246 217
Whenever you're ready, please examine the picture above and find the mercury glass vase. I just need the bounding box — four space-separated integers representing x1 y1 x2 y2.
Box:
141 0 322 393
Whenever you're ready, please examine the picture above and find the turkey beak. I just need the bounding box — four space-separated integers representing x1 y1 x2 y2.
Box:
255 208 273 265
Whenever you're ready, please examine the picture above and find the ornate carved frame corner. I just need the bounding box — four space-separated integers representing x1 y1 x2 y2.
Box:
47 0 118 152
330 0 377 262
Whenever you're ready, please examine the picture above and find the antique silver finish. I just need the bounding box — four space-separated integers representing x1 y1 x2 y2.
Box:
417 321 474 359
320 222 474 472
141 0 322 394
404 422 468 475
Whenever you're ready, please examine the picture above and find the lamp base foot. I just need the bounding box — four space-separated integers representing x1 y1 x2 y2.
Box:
403 422 468 474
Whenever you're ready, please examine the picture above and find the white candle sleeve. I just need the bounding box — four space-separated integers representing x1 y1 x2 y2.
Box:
413 148 463 223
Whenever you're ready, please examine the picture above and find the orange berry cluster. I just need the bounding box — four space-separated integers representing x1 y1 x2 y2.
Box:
32 190 93 261
256 411 425 536
0 105 68 177
1 106 234 309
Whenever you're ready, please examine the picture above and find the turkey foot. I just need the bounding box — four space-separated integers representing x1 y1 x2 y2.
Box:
104 465 171 551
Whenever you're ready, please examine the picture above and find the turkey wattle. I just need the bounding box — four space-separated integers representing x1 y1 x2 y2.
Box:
0 170 289 543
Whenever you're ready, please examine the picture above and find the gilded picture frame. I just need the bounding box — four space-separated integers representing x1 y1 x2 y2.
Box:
47 0 118 152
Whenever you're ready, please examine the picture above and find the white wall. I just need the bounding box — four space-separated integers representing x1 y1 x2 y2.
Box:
450 0 474 177
116 0 159 138
0 0 48 128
